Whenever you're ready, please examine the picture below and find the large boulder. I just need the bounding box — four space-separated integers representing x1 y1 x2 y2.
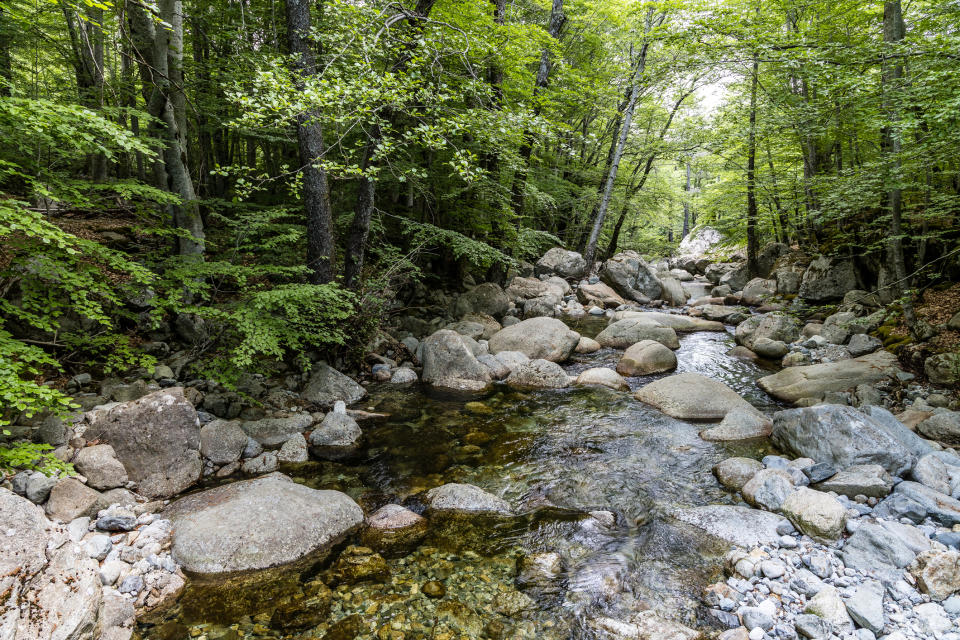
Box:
505 359 570 390
798 255 858 301
842 521 929 574
616 340 677 376
756 242 789 278
740 278 776 306
505 276 565 302
82 387 201 499
599 252 662 301
719 263 750 291
576 282 626 308
658 277 688 306
672 505 783 547
634 373 753 420
200 419 248 465
165 473 363 574
488 317 580 363
611 311 724 332
595 318 680 350
917 412 960 445
735 313 801 351
676 226 722 258
757 350 901 403
302 362 366 408
535 247 587 280
771 404 927 476
0 489 103 640
454 282 509 318
420 329 492 392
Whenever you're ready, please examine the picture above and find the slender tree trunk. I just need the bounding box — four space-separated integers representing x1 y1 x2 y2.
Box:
0 3 12 96
682 161 691 239
62 1 107 179
284 0 335 283
765 143 789 243
746 54 759 276
483 0 507 177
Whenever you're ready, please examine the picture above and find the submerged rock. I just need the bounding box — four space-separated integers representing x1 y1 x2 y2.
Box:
360 504 428 556
673 505 783 547
634 372 753 420
424 483 512 515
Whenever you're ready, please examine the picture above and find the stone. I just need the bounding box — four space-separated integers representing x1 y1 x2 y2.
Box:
847 334 882 357
814 464 893 498
199 419 248 464
360 504 428 556
586 612 699 640
505 359 570 390
329 545 390 585
600 252 662 301
914 602 951 635
616 340 678 376
301 362 367 408
454 282 509 318
488 317 580 362
308 412 362 456
575 367 629 391
742 469 795 511
72 444 128 491
240 413 312 446
658 276 688 306
719 263 750 291
884 481 960 526
910 550 960 601
277 433 309 463
803 585 852 632
576 336 601 353
820 311 860 345
634 372 753 420
700 408 772 441
672 505 784 547
422 580 446 598
798 256 858 301
242 437 263 459
165 473 362 574
780 488 846 542
741 278 776 306
752 338 789 359
925 353 960 386
420 329 492 392
23 472 58 504
713 457 764 491
739 607 773 631
803 463 837 484
596 318 680 350
443 320 485 341
771 404 923 476
82 387 201 499
0 489 103 640
477 353 510 379
45 478 103 522
793 614 832 640
461 312 502 340
700 304 748 323
389 367 418 384
240 451 278 474
917 411 960 445
84 533 113 560
577 281 627 308
912 452 959 495
845 580 884 633
535 247 587 280
424 483 512 515
735 313 801 352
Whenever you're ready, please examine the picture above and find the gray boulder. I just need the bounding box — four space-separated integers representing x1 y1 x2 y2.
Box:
758 350 902 404
505 359 570 390
700 407 772 441
82 387 201 499
926 353 960 386
634 372 753 420
600 252 662 301
847 333 882 357
45 478 104 522
610 311 724 332
596 318 679 350
842 521 930 573
535 248 587 280
883 482 960 526
658 277 688 306
277 433 309 463
756 242 789 278
308 412 362 457
735 313 801 351
917 411 960 445
742 469 795 511
425 483 512 515
420 329 492 392
454 282 509 318
672 505 783 547
166 473 362 574
301 362 366 408
199 419 248 464
719 263 750 291
488 317 580 362
74 444 128 491
616 340 677 376
713 457 763 491
741 278 776 306
241 413 312 447
814 464 893 498
773 266 804 295
798 255 858 301
820 311 862 344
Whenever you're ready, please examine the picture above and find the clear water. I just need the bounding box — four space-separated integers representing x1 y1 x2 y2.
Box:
140 330 781 640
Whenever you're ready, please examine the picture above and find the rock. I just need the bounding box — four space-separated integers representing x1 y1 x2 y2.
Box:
719 263 750 291
587 612 700 640
882 481 960 526
659 277 688 306
701 408 772 441
82 387 201 499
165 473 363 574
360 504 428 556
22 472 57 504
278 433 309 463
0 489 103 640
735 313 801 351
700 304 748 323
493 350 530 371
820 311 860 344
845 580 884 633
84 533 112 560
927 353 960 386
535 247 587 280
713 457 763 491
240 413 312 446
752 338 789 359
600 252 662 301
740 606 773 631
771 404 924 476
741 278 776 306
634 373 753 420
576 336 601 353
742 469 795 511
73 444 128 491
616 340 678 376
199 419 248 464
425 483 511 515
454 282 509 318
673 505 783 547
917 411 960 445
911 550 960 601
793 614 832 639
774 266 804 296
803 585 852 632
506 359 570 390
669 268 694 281
329 545 390 585
780 488 846 542
847 333 882 357
802 462 836 484
301 362 367 408
577 282 627 308
422 580 446 598
477 353 511 380
242 437 263 459
389 367 418 384
798 256 858 301
240 451 278 474
488 317 580 363
420 329 492 392
914 602 951 636
444 320 484 340
814 464 893 498
45 478 103 522
96 504 136 531
610 311 724 332
575 367 629 391
596 318 680 349
842 521 928 573
308 412 362 456
459 312 502 340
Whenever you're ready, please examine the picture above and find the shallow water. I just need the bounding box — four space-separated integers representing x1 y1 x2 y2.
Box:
141 329 781 640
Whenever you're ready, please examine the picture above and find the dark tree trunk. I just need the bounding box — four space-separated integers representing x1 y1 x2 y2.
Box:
0 3 12 96
746 54 759 276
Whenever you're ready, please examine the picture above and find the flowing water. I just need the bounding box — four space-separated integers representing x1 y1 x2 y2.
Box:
141 326 783 640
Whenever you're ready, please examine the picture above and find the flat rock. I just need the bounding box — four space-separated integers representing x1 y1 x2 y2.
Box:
842 521 929 574
757 351 901 403
845 580 885 633
424 483 512 515
742 469 795 511
610 311 724 332
635 373 753 420
165 472 363 574
814 464 893 498
672 505 783 547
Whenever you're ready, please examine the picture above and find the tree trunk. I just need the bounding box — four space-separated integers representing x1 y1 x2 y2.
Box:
682 161 691 239
0 3 12 96
746 54 759 276
62 1 107 179
284 0 335 283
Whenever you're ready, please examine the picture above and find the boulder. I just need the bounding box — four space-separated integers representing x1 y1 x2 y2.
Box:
488 317 580 362
884 481 960 526
751 338 789 359
771 404 924 476
814 464 893 498
758 350 901 404
505 276 565 301
461 312 502 340
804 585 852 632
911 550 960 601
610 311 724 332
1 489 103 640
773 266 804 295
616 340 677 376
241 413 312 446
535 247 587 280
277 433 309 463
308 412 362 456
596 318 679 350
634 373 753 420
798 256 858 301
658 277 688 306
454 283 509 318
820 311 861 345
577 282 626 308
600 252 662 301
493 350 530 371
477 353 510 380
756 242 789 278
302 362 367 408
576 336 601 353
74 444 128 491
420 329 492 392
741 278 776 306
700 407 772 441
735 313 801 352
847 333 882 357
713 457 763 491
842 521 929 574
82 387 201 499
917 411 960 445
575 368 629 391
360 504 428 556
424 483 512 515
742 469 795 511
389 367 418 384
780 488 846 542
505 359 570 390
45 477 103 522
719 263 750 291
700 304 748 323
165 473 363 574
672 505 783 547
926 353 960 386
199 419 248 464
